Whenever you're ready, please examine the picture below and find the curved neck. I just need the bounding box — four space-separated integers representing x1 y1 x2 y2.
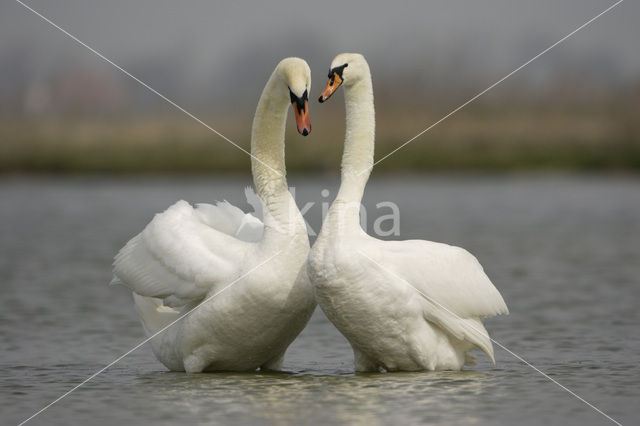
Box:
250 69 306 243
336 74 375 205
251 70 289 199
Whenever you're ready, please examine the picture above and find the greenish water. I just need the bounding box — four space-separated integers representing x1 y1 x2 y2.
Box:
1 174 638 425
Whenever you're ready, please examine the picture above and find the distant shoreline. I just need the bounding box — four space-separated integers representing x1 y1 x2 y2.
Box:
2 108 638 172
3 140 637 173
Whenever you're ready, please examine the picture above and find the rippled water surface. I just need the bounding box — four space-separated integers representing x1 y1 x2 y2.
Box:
1 174 638 425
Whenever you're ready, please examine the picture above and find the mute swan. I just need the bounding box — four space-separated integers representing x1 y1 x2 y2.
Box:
112 58 316 372
308 53 508 372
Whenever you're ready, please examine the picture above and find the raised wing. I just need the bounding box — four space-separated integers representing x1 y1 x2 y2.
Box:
113 200 258 307
194 197 263 242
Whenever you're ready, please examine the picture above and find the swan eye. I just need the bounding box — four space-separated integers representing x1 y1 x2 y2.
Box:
331 63 348 79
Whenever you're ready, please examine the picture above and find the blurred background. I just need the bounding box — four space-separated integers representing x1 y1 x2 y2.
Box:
3 2 640 424
1 0 639 173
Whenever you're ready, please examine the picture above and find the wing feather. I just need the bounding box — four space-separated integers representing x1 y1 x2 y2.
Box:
113 200 257 307
364 239 508 359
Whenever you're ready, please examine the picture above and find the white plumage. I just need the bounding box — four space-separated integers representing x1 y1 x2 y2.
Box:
112 58 316 372
114 199 258 307
309 53 508 372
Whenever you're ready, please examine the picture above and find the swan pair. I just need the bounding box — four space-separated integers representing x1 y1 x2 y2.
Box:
113 54 508 373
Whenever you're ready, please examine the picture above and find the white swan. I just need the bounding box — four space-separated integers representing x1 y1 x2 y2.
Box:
112 58 316 372
308 53 508 372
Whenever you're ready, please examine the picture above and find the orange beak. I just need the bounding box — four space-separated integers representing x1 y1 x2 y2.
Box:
318 72 343 103
291 89 311 136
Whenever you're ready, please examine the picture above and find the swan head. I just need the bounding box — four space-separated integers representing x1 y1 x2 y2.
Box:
318 53 368 103
276 57 312 136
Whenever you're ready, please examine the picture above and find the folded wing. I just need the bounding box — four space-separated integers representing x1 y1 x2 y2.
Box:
362 239 508 360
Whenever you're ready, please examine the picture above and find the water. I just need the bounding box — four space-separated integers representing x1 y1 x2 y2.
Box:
1 174 638 425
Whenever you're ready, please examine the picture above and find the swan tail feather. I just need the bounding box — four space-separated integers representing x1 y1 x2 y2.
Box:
460 318 495 363
426 308 496 363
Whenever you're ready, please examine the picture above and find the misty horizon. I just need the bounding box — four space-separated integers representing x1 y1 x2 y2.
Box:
1 0 638 116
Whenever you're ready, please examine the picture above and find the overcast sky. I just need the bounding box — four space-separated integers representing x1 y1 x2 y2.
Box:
1 0 638 111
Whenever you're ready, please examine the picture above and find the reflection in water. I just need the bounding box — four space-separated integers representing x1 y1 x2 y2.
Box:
1 175 638 425
135 370 494 425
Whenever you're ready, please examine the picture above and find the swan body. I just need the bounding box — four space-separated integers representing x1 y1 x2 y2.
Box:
113 58 316 372
308 53 508 372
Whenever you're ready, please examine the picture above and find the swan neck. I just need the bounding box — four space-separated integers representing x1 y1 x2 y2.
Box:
336 75 375 205
251 70 289 199
251 69 306 243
